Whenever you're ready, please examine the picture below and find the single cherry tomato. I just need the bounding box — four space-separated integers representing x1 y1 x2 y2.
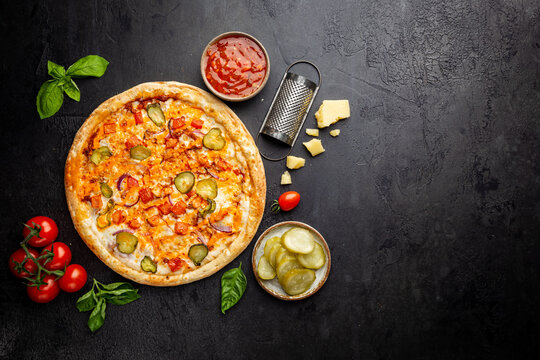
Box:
271 191 301 212
58 264 88 293
22 216 59 247
40 242 72 271
27 275 60 303
8 248 39 278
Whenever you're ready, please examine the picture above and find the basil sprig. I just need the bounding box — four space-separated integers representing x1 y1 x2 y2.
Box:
76 279 140 333
221 262 247 314
36 55 109 119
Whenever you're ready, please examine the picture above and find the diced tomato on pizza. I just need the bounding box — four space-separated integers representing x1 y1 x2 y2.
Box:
139 188 153 203
174 222 189 235
191 118 203 129
171 201 186 215
125 135 141 149
134 111 144 124
103 123 116 134
90 195 102 208
112 210 126 224
166 258 185 272
126 176 139 189
158 203 171 215
171 117 185 129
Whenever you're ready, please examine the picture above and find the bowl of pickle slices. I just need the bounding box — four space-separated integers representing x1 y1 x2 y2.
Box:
252 221 331 300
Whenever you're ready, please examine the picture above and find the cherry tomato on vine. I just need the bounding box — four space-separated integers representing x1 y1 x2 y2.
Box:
271 191 301 212
8 248 39 278
23 216 58 248
40 242 72 271
26 275 60 303
58 264 87 292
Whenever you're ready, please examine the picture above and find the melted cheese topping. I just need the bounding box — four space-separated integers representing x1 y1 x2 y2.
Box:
78 98 249 274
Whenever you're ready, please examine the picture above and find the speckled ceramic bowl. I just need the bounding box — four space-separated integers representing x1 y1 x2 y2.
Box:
251 221 331 300
200 31 270 102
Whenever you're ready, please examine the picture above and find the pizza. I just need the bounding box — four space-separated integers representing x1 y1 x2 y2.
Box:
65 82 266 286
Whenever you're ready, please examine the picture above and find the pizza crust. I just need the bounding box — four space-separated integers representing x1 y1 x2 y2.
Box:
65 82 266 286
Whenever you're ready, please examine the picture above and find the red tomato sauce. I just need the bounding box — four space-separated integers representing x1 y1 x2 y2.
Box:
204 35 267 98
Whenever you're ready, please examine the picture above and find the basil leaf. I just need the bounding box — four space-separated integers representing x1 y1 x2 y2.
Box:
105 292 141 305
76 289 98 312
79 280 140 333
67 55 109 78
99 288 137 298
100 287 140 305
62 77 80 101
47 61 65 79
88 298 107 333
221 263 247 314
36 79 64 119
101 288 135 295
99 282 135 291
96 282 140 305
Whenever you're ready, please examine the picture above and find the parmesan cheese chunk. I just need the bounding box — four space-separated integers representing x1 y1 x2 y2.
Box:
305 128 319 137
303 139 325 157
329 129 341 137
286 156 305 170
281 170 292 185
315 100 350 128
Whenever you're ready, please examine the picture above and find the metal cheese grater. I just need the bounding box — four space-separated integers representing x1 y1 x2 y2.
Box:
257 60 321 161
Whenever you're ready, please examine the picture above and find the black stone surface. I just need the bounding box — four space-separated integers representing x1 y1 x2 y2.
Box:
1 1 539 359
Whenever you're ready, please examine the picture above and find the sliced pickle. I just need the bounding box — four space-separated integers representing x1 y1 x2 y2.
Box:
281 227 315 254
103 199 115 213
297 242 326 269
276 248 296 270
116 232 138 254
100 183 113 198
257 255 276 280
203 128 226 150
146 103 165 126
91 146 112 165
188 244 208 266
263 242 279 266
195 178 218 199
263 237 281 259
174 171 195 194
268 243 282 269
276 258 303 280
140 256 157 273
130 145 151 160
280 268 316 296
198 199 216 217
97 199 115 228
96 212 111 228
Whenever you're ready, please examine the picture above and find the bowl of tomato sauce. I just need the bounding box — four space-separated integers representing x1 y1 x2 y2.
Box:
201 31 270 102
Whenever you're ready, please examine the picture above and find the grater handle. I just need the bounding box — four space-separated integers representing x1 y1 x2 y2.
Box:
286 60 322 87
256 133 293 161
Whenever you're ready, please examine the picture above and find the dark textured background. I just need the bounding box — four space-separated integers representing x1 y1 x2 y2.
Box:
1 0 540 359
